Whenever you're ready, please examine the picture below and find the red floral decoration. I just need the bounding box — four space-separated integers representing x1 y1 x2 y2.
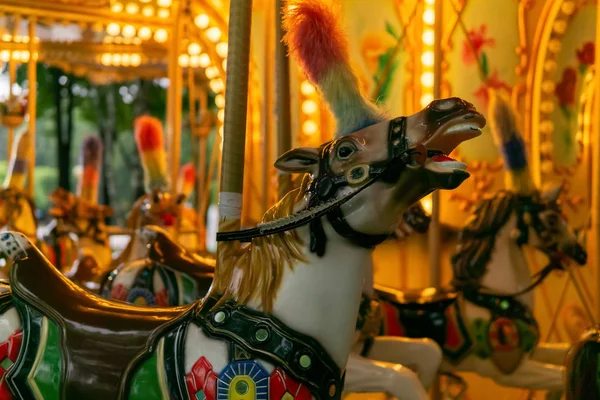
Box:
555 67 577 107
576 42 595 66
462 25 495 66
473 70 511 108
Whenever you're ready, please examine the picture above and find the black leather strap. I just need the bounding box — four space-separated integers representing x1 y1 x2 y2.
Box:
195 297 344 400
327 207 389 248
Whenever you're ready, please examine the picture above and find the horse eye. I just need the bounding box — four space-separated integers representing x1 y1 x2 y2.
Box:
337 145 355 159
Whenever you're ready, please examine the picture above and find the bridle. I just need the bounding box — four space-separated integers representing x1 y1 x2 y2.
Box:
217 116 437 256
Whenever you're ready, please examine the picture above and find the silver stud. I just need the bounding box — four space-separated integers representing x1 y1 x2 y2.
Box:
214 311 226 323
299 354 312 369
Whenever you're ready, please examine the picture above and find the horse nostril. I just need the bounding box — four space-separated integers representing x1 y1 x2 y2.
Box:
431 97 461 112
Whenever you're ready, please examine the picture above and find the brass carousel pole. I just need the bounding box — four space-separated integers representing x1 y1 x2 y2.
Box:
594 0 600 321
167 0 183 194
7 15 21 161
262 0 274 210
429 1 443 399
196 88 209 252
217 0 253 246
275 0 292 200
27 17 36 197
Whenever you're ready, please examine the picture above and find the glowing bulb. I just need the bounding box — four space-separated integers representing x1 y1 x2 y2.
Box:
209 79 224 93
21 51 30 62
302 100 318 115
425 0 434 4
178 54 190 67
300 81 316 96
421 51 434 67
142 6 154 16
157 0 171 7
216 42 228 58
222 59 227 71
217 109 225 122
423 9 435 25
215 94 225 108
131 53 142 66
111 2 123 12
158 8 170 18
122 25 136 38
205 27 221 43
421 72 434 87
194 14 210 29
188 42 201 55
138 27 152 40
154 29 168 43
189 55 201 67
0 50 10 62
112 53 122 66
302 120 318 135
420 93 434 107
125 3 138 13
106 23 120 36
198 53 211 68
205 66 219 79
121 53 131 66
422 29 434 46
218 125 224 137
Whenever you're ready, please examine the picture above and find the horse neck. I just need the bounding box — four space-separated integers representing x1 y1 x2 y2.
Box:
10 201 37 240
478 213 534 308
245 222 370 370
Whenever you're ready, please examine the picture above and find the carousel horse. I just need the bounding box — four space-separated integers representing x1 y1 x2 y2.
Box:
0 1 484 398
44 136 116 292
565 325 600 399
102 116 214 305
353 90 587 397
0 130 53 278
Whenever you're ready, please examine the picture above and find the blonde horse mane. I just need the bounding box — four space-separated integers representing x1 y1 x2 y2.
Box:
210 176 311 312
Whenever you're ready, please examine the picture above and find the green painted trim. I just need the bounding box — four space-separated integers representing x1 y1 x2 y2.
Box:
163 320 191 400
179 273 198 305
128 339 168 399
29 317 62 400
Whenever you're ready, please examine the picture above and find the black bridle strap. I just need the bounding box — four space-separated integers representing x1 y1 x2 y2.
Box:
327 208 389 248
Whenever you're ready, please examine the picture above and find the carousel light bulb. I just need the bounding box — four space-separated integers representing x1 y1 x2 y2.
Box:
111 2 123 12
121 53 131 66
420 93 434 107
302 99 318 115
131 53 142 66
421 72 434 87
420 195 433 214
188 42 201 55
158 8 170 18
178 54 190 67
425 0 434 4
106 23 121 36
222 59 227 71
218 125 224 137
215 94 225 108
100 53 111 65
205 27 221 43
157 0 172 7
423 9 435 25
189 55 201 67
421 51 434 66
112 53 122 66
209 79 224 93
194 14 210 29
138 27 152 40
122 25 136 38
20 50 30 62
12 51 21 62
302 120 318 135
154 29 168 43
217 109 225 122
125 3 139 14
300 80 316 96
1 34 11 42
142 5 154 16
0 50 10 62
216 42 228 58
422 29 434 46
205 66 219 79
198 53 211 68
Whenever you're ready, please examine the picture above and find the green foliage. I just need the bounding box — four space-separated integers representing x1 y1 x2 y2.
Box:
480 53 489 78
385 21 399 39
374 48 399 104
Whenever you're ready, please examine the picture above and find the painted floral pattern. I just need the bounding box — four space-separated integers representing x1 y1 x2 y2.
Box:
359 21 400 104
461 24 511 109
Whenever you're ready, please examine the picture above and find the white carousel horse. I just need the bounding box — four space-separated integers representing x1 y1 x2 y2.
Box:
0 1 485 397
351 90 587 397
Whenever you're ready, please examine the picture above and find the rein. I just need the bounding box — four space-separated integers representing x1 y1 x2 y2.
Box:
217 117 430 256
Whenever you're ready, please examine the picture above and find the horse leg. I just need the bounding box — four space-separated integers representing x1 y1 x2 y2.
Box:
344 352 428 400
530 342 570 366
365 337 443 389
487 358 564 392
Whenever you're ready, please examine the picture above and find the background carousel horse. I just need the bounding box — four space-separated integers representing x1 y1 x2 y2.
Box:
102 116 214 306
0 1 484 397
355 90 587 397
44 136 116 292
0 130 53 278
565 325 600 399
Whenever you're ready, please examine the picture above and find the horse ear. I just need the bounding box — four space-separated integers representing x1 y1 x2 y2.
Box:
542 184 563 202
274 147 320 174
